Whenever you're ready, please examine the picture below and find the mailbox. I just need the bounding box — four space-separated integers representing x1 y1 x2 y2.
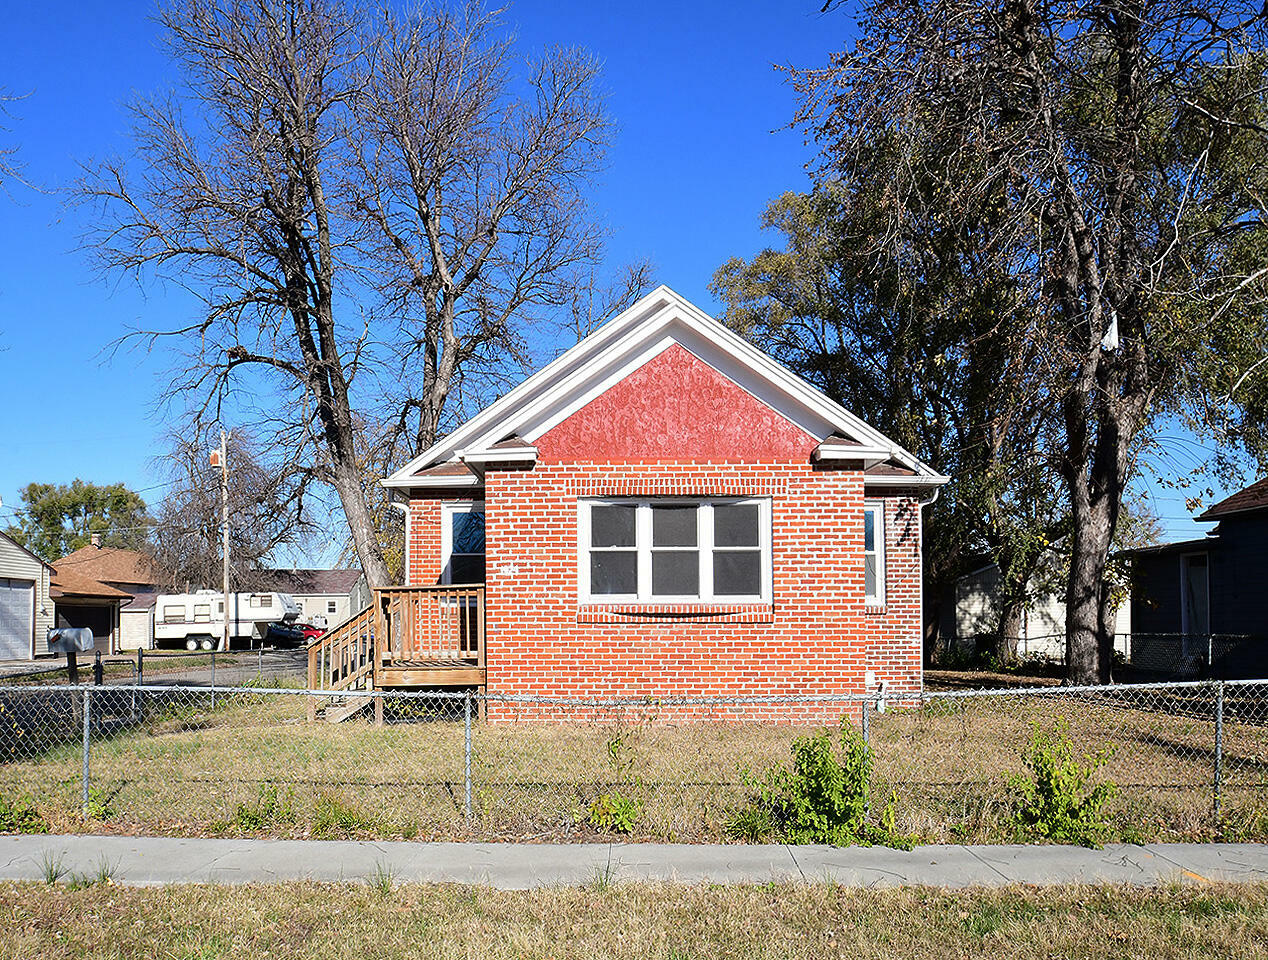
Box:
46 627 95 654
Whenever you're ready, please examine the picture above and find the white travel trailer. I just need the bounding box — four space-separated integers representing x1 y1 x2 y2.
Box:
152 590 301 650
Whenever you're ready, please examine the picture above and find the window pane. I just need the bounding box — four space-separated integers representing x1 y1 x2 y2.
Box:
714 551 761 596
865 555 877 598
590 551 637 594
864 509 875 553
715 503 760 547
652 550 699 596
591 504 636 547
451 511 486 554
450 553 486 584
652 504 697 547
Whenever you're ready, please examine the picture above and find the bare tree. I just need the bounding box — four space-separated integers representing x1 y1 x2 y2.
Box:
0 88 29 193
79 0 618 587
149 430 318 591
798 0 1268 682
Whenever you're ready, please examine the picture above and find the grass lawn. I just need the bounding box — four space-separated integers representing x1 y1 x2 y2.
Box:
1 685 1265 843
3 880 1268 959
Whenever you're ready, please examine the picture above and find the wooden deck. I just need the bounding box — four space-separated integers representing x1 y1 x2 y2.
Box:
306 585 485 721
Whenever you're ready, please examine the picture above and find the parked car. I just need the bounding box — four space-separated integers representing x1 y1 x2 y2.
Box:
296 623 326 642
264 621 306 647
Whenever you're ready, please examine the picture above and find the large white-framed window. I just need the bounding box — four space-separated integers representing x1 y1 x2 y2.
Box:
578 498 771 603
863 502 886 606
442 501 486 585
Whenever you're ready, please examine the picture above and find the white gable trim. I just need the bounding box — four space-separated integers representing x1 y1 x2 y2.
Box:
384 286 948 489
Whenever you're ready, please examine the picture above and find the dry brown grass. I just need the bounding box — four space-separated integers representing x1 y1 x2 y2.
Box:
2 880 1268 959
0 685 1265 843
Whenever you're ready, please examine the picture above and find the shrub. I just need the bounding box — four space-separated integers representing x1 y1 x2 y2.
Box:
727 720 914 848
1009 718 1117 846
0 794 48 834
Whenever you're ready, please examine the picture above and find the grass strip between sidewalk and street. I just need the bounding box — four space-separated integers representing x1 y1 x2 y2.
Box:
4 880 1268 959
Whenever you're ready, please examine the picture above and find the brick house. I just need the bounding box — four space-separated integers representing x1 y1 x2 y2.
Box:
309 287 947 720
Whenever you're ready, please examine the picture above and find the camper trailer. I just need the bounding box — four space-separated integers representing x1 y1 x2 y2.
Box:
152 590 301 650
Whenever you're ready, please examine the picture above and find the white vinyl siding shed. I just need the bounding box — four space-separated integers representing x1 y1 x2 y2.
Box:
0 532 54 660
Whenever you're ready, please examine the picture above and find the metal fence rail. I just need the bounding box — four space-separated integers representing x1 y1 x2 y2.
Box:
0 680 1264 843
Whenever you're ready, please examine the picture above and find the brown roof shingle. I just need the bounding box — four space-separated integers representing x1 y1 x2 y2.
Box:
252 569 364 596
50 567 132 601
54 546 160 587
1198 478 1268 520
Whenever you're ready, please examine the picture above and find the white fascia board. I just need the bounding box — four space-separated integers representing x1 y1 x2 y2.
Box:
863 473 950 487
382 470 482 490
459 445 538 464
813 442 895 469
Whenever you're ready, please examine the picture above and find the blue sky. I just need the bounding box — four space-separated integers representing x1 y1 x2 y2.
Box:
0 0 1231 560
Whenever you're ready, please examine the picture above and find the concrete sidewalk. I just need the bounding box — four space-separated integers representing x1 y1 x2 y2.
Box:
3 836 1268 889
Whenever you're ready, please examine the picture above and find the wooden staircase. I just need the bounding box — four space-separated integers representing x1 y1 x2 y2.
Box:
306 585 485 723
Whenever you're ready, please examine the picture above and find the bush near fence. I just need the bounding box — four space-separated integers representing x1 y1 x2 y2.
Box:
0 681 1263 844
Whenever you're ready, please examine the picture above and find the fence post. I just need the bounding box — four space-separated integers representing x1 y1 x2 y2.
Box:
1214 679 1225 827
861 697 870 746
464 692 473 826
210 651 217 710
81 688 91 819
137 648 143 686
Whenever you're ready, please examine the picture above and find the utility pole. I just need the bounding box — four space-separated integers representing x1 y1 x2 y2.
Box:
212 430 231 652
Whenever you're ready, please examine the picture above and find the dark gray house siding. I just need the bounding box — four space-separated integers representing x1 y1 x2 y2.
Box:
1130 511 1268 678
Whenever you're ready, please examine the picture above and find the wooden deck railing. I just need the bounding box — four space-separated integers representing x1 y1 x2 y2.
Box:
306 604 375 721
376 585 485 666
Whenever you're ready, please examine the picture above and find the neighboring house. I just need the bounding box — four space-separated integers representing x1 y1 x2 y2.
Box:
310 287 949 720
54 540 163 651
0 530 134 659
946 552 1130 661
0 530 55 660
1131 478 1268 678
254 569 367 629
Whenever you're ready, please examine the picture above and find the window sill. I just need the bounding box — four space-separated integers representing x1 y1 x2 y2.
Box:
577 602 775 624
863 604 887 617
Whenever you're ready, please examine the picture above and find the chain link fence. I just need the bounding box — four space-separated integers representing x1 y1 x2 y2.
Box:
0 680 1264 842
0 648 308 690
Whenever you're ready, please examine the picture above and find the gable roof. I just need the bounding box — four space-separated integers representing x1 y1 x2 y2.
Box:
252 569 365 596
55 545 160 587
0 529 54 572
1198 478 1268 521
384 286 949 489
50 567 132 601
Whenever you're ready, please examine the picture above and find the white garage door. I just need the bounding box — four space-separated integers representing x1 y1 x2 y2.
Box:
0 577 34 660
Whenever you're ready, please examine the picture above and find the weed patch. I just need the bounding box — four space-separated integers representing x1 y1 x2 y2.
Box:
1009 718 1116 846
0 794 48 834
727 720 915 848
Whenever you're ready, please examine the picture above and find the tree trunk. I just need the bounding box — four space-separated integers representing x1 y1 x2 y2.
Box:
992 596 1024 666
1097 582 1117 684
329 458 392 590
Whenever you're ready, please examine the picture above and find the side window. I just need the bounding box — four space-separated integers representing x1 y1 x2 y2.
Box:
864 503 886 605
327 600 338 614
444 503 486 584
193 604 211 622
162 605 186 623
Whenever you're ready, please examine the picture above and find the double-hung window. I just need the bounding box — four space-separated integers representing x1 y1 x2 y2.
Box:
863 503 886 606
580 498 770 603
442 502 486 585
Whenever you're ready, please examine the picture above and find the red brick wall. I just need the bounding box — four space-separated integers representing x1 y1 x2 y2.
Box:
470 462 922 723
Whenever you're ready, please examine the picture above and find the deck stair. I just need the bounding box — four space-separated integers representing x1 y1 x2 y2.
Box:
306 585 485 723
